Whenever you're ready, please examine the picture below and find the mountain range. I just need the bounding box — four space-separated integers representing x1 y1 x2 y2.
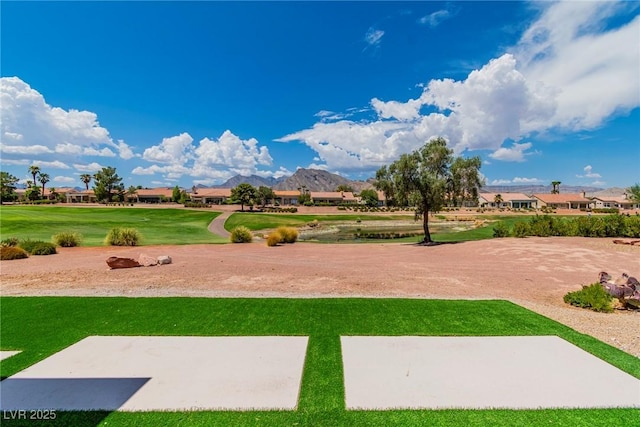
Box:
214 168 623 195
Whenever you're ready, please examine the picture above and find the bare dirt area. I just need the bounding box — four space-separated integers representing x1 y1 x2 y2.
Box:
2 237 639 357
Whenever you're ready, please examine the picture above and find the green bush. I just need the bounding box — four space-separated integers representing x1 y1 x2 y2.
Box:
0 246 29 260
276 226 298 243
266 231 283 246
18 239 57 255
1 237 19 247
230 226 253 243
492 221 510 237
105 227 141 246
563 283 613 313
29 242 58 255
528 215 555 237
53 231 82 247
624 215 640 237
513 221 530 238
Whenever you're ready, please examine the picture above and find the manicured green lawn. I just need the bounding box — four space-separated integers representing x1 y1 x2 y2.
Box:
1 297 638 426
0 206 227 245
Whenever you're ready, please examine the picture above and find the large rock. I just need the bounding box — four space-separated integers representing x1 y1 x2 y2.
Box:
106 257 141 269
157 255 172 265
138 254 158 267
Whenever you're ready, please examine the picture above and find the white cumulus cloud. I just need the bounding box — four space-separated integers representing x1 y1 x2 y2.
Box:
73 162 104 173
489 142 533 162
53 176 76 184
142 132 194 164
576 165 602 179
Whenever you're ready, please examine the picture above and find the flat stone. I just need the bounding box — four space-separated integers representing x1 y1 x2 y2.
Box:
0 336 308 411
138 254 157 267
341 336 640 410
106 257 141 269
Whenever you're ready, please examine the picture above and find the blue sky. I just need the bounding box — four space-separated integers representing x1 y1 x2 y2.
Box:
1 1 639 190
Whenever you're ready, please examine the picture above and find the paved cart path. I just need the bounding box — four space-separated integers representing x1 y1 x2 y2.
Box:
208 211 232 238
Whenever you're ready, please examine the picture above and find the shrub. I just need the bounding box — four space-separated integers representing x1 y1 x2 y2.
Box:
624 215 640 238
513 221 530 238
29 242 57 255
18 239 57 255
0 246 29 260
1 237 19 247
266 231 283 246
105 227 141 246
563 283 613 313
53 231 82 247
492 221 510 237
277 226 298 243
528 215 554 237
230 226 253 243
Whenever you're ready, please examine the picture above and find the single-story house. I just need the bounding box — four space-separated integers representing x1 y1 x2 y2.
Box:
310 191 357 205
590 195 640 210
133 187 176 203
65 190 97 203
190 188 232 205
533 193 592 210
478 193 537 209
274 190 299 206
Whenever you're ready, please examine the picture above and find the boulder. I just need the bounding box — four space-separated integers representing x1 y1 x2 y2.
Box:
106 257 141 269
157 255 172 265
138 254 158 267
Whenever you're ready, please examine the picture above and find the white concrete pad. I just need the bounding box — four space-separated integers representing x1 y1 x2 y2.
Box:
0 336 308 411
341 336 640 409
0 351 21 361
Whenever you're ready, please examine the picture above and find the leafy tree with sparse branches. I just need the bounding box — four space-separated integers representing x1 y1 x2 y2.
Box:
375 137 482 244
93 167 124 202
172 185 181 202
359 189 379 207
449 157 483 207
336 184 354 193
0 171 19 202
230 183 257 211
256 186 276 207
627 183 640 204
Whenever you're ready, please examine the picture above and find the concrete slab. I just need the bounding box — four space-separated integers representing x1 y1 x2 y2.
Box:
0 336 308 411
0 351 21 361
341 336 640 410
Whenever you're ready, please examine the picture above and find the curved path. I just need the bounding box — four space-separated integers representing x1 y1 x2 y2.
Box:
207 211 232 238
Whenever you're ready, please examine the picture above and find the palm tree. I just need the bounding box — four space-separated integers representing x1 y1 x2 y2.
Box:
28 165 40 183
38 173 50 198
126 185 138 203
494 194 503 207
80 174 92 191
551 181 561 194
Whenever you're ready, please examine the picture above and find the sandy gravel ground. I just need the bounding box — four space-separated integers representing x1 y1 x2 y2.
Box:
2 237 639 357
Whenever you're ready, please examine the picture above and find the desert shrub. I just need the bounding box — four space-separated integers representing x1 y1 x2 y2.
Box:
574 216 606 237
18 239 57 255
563 283 613 313
603 214 626 237
624 215 640 237
53 231 82 247
0 246 29 260
183 202 210 208
230 226 253 243
1 237 19 247
492 221 510 238
29 242 57 255
277 226 298 243
528 215 555 237
266 231 283 246
105 227 141 246
513 221 530 238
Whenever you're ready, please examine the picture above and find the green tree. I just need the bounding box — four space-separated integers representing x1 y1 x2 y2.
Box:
28 165 40 184
449 157 483 206
25 181 41 201
359 189 379 207
172 185 181 202
80 174 92 191
230 183 257 211
38 173 50 198
0 171 19 202
256 186 276 207
626 183 640 204
375 137 481 244
494 194 503 206
126 186 138 202
336 184 354 193
93 167 123 202
551 181 561 194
